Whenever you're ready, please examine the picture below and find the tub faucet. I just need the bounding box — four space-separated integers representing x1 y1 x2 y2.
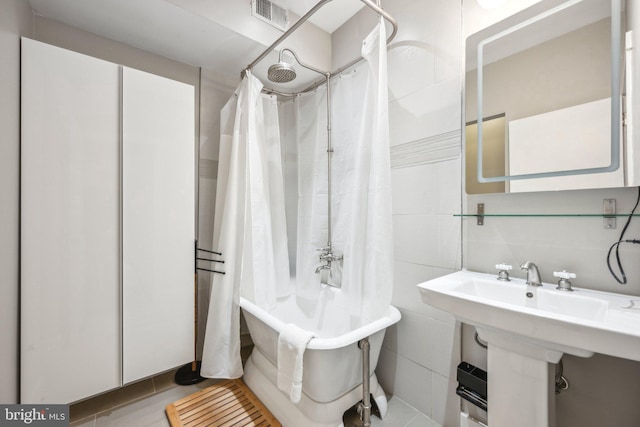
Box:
315 247 343 288
315 264 331 274
520 261 542 286
316 246 343 266
315 262 341 289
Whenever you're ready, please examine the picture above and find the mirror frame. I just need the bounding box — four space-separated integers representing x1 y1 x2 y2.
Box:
472 0 623 183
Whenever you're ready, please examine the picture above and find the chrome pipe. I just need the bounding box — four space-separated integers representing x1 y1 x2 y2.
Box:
244 0 398 79
325 73 332 249
361 0 397 44
359 338 371 427
269 49 336 268
281 48 328 76
245 0 333 72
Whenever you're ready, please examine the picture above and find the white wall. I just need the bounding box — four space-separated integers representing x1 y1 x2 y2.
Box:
463 1 640 426
33 15 199 87
334 1 463 425
0 0 33 404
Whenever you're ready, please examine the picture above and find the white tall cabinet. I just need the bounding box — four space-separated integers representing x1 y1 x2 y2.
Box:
121 67 195 384
21 39 195 404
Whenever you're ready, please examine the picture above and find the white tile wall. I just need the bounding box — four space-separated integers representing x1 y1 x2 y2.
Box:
382 308 460 377
431 373 460 427
397 215 460 266
387 38 436 103
391 160 461 215
377 347 433 417
465 187 640 294
383 310 433 369
427 319 460 379
392 261 457 317
389 77 462 146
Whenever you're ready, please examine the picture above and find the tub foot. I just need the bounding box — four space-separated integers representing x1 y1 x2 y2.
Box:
372 387 388 419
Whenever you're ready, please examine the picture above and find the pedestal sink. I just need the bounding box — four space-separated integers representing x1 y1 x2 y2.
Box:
417 270 640 427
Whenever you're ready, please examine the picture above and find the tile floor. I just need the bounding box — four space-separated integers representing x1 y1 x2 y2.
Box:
71 376 439 427
71 378 216 427
343 398 441 427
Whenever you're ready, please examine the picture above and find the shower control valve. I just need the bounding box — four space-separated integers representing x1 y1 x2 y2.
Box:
320 252 343 262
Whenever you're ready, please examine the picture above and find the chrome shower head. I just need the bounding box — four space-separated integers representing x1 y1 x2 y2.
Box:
268 61 296 83
266 48 326 84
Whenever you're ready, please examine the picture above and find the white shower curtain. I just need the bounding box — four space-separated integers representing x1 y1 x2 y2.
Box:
201 71 289 379
202 20 392 377
295 20 393 326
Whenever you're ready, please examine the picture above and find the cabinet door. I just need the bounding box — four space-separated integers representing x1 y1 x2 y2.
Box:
122 67 195 384
21 38 121 403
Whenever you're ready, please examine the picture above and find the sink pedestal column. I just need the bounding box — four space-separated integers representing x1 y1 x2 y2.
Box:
478 328 560 427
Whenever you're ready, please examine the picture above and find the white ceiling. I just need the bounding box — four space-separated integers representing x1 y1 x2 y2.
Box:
28 0 365 89
279 0 364 33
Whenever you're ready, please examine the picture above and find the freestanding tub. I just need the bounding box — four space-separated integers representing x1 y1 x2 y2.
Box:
240 295 401 427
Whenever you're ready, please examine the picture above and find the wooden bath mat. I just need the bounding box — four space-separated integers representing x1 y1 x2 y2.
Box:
165 378 281 427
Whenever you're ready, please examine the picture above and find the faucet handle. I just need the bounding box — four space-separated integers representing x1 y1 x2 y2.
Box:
320 252 343 262
553 270 576 292
496 263 512 281
553 270 576 280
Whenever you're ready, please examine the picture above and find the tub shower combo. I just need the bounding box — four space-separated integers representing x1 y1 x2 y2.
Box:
201 1 401 426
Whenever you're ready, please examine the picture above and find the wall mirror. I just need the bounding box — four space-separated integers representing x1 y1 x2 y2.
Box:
465 0 628 194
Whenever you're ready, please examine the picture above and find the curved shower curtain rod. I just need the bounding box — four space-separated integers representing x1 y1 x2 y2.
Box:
243 0 398 96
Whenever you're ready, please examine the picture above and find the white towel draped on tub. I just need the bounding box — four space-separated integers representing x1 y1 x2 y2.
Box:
277 323 316 403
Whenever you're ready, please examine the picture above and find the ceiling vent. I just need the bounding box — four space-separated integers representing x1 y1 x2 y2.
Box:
251 0 289 32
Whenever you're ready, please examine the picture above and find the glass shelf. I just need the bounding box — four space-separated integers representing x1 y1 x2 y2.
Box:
455 214 640 217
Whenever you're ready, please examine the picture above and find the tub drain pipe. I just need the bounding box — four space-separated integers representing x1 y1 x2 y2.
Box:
358 338 371 427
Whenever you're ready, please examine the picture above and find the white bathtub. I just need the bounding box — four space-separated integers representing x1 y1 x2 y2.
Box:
240 295 401 427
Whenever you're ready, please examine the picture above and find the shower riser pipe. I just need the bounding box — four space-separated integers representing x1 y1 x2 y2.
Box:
325 73 333 249
359 338 371 427
245 0 397 76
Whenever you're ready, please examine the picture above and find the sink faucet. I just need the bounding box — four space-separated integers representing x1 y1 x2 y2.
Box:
520 261 542 286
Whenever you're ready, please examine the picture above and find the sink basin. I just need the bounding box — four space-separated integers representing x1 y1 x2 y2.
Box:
452 278 609 321
418 270 640 362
